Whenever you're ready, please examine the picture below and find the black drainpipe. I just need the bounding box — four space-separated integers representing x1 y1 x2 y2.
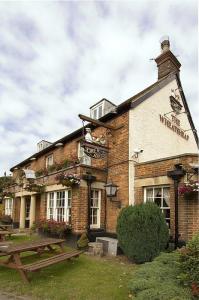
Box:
167 164 186 249
82 173 96 235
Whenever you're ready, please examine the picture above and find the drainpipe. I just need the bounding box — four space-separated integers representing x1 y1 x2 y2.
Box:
82 173 96 234
167 164 186 249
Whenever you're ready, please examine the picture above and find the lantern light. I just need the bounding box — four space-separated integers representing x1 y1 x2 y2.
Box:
104 182 118 198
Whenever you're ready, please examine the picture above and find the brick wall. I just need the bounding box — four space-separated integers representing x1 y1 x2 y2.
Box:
134 154 198 241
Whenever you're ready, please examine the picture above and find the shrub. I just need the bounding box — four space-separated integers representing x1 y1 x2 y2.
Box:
178 233 199 297
36 219 71 238
77 232 89 249
116 202 169 263
129 252 192 299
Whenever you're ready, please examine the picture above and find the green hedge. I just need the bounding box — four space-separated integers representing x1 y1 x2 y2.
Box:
116 202 169 263
129 252 192 299
179 233 199 297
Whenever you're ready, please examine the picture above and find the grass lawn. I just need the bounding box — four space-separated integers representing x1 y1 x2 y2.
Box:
0 235 135 300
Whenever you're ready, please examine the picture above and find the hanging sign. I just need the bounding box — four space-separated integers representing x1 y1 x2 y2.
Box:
81 141 108 159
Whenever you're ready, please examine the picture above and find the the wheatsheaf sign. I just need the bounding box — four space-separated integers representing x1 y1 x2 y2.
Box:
159 114 189 141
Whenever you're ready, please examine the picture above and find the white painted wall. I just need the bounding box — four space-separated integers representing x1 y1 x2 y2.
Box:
129 78 198 163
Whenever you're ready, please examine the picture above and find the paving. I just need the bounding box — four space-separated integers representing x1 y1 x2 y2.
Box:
0 293 31 300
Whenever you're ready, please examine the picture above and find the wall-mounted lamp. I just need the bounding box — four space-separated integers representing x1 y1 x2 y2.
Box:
104 182 118 198
104 182 121 208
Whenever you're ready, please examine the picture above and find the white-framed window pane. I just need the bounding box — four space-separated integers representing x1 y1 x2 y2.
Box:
46 154 53 168
145 186 170 228
90 189 100 228
5 198 13 216
47 190 72 223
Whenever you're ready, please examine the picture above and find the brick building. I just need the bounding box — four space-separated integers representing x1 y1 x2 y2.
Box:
4 39 198 241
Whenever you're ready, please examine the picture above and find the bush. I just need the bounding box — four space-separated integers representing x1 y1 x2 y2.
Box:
116 202 169 263
77 232 89 249
178 233 199 297
36 219 71 238
129 252 192 299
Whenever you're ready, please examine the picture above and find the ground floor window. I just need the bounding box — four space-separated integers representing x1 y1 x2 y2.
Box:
144 186 170 228
90 189 101 228
5 198 13 216
47 190 72 223
25 199 30 220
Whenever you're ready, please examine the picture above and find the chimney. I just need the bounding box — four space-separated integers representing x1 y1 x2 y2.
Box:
155 36 181 80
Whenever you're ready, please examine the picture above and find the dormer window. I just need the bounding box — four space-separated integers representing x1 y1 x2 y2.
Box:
46 154 53 168
90 98 117 120
92 103 103 120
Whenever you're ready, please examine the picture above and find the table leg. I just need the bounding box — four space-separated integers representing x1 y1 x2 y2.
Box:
47 245 55 253
12 253 29 284
58 242 65 253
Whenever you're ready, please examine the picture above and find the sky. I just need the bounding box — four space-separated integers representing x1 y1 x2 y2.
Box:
0 0 198 175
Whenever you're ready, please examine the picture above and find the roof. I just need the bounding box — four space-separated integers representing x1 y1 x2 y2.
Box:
10 73 198 171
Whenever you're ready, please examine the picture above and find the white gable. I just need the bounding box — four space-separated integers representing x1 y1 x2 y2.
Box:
129 78 198 163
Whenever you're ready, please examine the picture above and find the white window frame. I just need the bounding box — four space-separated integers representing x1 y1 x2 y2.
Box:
47 190 72 223
78 142 91 166
25 199 30 220
46 154 53 168
91 102 104 120
144 185 170 228
5 198 13 216
90 189 101 229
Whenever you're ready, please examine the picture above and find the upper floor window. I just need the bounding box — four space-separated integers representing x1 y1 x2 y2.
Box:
144 186 170 228
46 154 53 168
91 103 103 120
78 143 91 166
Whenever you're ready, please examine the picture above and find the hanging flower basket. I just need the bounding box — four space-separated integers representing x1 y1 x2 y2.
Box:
179 181 199 200
55 173 80 187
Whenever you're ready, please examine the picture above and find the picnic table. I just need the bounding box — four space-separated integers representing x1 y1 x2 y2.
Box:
0 231 11 241
0 238 82 283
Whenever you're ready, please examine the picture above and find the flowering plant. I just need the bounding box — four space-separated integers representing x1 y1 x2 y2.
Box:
178 181 199 195
55 173 81 187
24 183 45 193
35 219 71 238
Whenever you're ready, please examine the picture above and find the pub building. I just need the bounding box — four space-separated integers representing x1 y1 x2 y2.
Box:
4 38 198 243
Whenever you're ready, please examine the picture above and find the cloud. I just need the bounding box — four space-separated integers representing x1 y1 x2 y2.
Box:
0 0 198 175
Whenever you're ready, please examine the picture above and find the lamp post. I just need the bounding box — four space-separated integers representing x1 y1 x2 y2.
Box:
167 164 186 249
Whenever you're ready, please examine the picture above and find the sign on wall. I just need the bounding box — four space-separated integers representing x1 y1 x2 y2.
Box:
159 114 189 141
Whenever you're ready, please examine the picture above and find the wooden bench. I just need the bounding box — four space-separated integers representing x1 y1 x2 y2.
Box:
18 250 82 282
21 250 82 272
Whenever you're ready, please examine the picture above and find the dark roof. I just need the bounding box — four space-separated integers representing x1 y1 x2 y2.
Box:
10 73 198 171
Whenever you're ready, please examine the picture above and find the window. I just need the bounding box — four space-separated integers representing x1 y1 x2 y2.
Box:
47 190 71 223
46 154 53 168
90 189 101 228
78 143 91 166
91 104 103 120
25 199 30 220
144 186 170 228
5 198 13 216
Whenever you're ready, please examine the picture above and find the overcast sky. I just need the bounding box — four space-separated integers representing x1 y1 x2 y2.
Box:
0 0 198 175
